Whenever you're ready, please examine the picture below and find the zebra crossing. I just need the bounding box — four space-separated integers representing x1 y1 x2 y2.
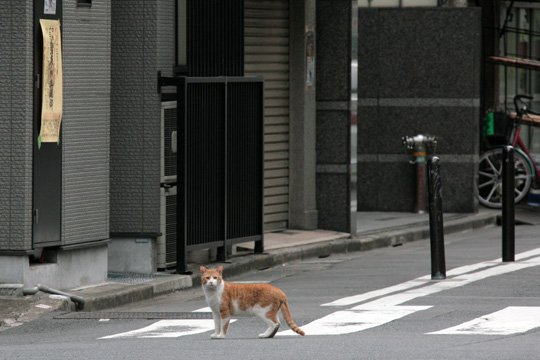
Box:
100 247 540 339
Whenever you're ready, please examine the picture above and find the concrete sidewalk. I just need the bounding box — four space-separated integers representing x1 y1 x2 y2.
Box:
0 209 503 329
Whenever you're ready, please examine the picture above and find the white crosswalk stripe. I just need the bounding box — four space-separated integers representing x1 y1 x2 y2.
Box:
279 306 431 336
429 307 540 336
99 307 237 339
100 319 217 339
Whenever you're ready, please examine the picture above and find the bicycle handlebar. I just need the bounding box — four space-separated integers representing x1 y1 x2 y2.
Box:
526 108 540 116
514 95 533 116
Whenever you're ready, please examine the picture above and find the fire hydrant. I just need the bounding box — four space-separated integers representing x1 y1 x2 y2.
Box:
402 134 437 213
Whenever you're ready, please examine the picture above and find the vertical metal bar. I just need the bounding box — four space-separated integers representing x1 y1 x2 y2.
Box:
528 9 533 104
255 81 264 253
415 157 426 214
427 156 446 280
349 0 359 236
225 80 228 257
502 146 515 262
239 0 244 76
176 78 188 274
218 80 228 261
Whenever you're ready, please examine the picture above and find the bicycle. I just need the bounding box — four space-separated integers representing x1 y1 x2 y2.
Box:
477 95 540 208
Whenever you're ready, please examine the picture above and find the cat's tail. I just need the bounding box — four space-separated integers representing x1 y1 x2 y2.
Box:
280 300 305 336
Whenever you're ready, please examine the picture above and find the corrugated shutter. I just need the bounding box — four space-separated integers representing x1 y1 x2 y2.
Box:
244 0 289 231
63 1 111 245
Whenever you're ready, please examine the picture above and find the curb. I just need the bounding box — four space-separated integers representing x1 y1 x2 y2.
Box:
78 275 192 312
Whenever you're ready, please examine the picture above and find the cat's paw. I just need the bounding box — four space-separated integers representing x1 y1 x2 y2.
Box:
211 334 225 339
268 324 280 338
259 324 280 338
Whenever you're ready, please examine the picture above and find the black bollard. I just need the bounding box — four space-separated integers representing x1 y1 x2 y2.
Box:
502 146 515 262
427 156 446 280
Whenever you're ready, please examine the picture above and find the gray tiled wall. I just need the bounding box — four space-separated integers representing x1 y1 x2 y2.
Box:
110 0 165 234
0 1 33 251
357 8 481 213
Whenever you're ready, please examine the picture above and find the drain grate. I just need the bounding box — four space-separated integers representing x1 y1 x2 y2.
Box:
54 312 213 320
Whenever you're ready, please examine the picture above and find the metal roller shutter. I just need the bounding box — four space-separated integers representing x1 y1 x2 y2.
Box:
244 0 289 231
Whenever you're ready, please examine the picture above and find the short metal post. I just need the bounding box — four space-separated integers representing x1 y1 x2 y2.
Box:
216 247 227 262
502 146 515 262
402 134 437 214
415 156 427 214
254 237 264 254
427 156 446 280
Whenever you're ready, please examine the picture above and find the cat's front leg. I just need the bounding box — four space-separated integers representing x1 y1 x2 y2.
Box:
216 317 230 338
212 308 231 339
210 311 221 339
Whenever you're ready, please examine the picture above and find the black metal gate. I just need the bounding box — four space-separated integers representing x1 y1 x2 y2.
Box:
159 75 264 273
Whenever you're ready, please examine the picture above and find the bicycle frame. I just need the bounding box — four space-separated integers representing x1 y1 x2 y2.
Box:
511 125 540 183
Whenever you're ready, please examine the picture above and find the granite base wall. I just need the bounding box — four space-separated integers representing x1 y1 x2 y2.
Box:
356 8 481 213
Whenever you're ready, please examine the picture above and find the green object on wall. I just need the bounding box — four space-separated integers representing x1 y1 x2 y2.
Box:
484 112 495 137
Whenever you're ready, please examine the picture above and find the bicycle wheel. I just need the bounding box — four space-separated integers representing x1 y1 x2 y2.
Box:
477 148 532 208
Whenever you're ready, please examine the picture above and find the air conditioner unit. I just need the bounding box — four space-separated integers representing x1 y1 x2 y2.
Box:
157 185 177 269
161 101 177 183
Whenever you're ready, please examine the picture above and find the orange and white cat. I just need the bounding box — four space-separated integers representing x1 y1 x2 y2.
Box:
200 265 305 339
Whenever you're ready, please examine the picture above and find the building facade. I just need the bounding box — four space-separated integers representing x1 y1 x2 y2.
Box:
1 0 487 289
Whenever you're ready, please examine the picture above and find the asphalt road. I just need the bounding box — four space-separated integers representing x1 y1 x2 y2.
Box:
1 224 540 360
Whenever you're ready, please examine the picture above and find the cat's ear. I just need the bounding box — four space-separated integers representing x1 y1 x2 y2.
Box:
199 265 207 274
216 266 224 274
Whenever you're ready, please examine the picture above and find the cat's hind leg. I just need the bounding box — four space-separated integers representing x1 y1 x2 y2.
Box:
256 308 280 339
264 322 280 338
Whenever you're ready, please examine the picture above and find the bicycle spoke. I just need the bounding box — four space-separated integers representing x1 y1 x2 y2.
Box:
486 157 500 175
486 183 499 202
479 171 496 178
479 179 496 189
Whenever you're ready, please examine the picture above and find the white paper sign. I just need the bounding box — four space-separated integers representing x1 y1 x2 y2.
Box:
44 0 57 15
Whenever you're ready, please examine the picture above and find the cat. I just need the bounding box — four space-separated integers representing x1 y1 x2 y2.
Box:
200 265 305 339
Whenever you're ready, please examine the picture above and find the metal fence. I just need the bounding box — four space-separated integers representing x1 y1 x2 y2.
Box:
159 75 264 273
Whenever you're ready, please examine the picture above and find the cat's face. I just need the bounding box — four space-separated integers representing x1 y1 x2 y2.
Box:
200 266 224 290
